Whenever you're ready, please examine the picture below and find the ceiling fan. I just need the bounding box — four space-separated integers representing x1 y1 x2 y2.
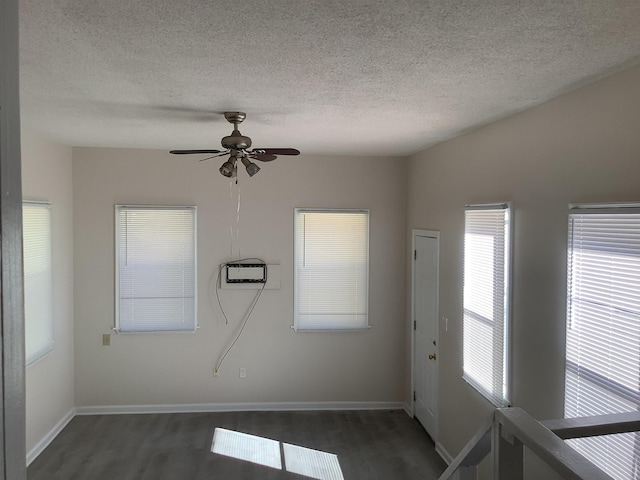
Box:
170 111 300 178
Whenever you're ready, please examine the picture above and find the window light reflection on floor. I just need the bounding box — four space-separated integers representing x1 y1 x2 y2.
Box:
282 442 344 480
211 427 345 480
211 428 282 470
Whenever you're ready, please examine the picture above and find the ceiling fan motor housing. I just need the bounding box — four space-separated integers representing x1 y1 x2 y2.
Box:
221 129 252 150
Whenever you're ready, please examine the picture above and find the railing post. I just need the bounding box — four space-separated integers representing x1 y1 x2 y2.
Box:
492 422 524 480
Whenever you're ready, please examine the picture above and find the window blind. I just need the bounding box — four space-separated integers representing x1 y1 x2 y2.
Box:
463 204 511 406
565 205 640 480
116 205 197 332
294 209 369 331
23 202 54 366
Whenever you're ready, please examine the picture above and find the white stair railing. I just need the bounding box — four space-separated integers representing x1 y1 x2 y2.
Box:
438 407 640 480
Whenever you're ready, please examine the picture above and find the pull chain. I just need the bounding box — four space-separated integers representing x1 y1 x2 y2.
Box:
228 177 242 260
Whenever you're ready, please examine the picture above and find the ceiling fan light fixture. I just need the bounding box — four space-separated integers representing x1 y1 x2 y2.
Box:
241 156 260 177
219 159 236 178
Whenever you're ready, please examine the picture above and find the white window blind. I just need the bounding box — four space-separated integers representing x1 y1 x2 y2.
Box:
565 204 640 480
463 204 511 406
294 209 369 331
23 201 54 366
116 205 197 333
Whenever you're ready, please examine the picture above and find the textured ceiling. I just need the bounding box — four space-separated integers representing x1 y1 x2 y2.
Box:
18 0 640 156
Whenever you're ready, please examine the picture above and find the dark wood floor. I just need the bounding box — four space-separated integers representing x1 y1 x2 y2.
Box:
28 409 447 480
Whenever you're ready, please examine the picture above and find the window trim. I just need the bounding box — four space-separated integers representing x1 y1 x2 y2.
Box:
293 208 370 332
23 200 54 366
114 204 198 334
462 202 513 407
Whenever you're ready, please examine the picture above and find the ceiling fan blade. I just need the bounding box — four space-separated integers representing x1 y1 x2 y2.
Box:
249 153 278 162
199 152 230 162
251 148 300 156
170 149 223 155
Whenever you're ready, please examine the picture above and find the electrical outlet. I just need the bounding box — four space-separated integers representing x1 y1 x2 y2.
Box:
102 334 111 346
239 367 246 378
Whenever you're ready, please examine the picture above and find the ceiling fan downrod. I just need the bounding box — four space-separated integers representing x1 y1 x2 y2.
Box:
221 112 252 151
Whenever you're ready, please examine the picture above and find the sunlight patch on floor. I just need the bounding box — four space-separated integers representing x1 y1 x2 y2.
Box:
211 427 282 470
283 442 344 480
211 427 345 479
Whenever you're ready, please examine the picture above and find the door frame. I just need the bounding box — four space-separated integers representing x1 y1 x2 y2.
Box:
410 229 440 435
1 0 27 476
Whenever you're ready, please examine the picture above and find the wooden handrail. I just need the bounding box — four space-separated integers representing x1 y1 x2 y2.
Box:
436 407 637 480
542 411 640 440
495 408 611 480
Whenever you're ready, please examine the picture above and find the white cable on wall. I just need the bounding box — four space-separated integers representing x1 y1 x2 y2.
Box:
213 258 267 376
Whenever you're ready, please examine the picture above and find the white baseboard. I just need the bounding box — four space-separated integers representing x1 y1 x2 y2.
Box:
75 401 406 416
403 402 413 417
436 441 454 465
27 407 76 466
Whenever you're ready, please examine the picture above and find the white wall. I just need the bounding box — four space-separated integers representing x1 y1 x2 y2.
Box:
21 127 75 453
407 63 640 466
72 150 407 407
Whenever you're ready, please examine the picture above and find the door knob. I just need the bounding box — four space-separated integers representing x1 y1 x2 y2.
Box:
428 353 436 360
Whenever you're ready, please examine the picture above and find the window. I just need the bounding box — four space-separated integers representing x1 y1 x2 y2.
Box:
564 204 640 480
463 203 511 406
294 209 369 331
115 205 197 332
23 201 54 366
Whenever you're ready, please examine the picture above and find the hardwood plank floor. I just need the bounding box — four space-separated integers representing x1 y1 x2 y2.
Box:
28 410 446 480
